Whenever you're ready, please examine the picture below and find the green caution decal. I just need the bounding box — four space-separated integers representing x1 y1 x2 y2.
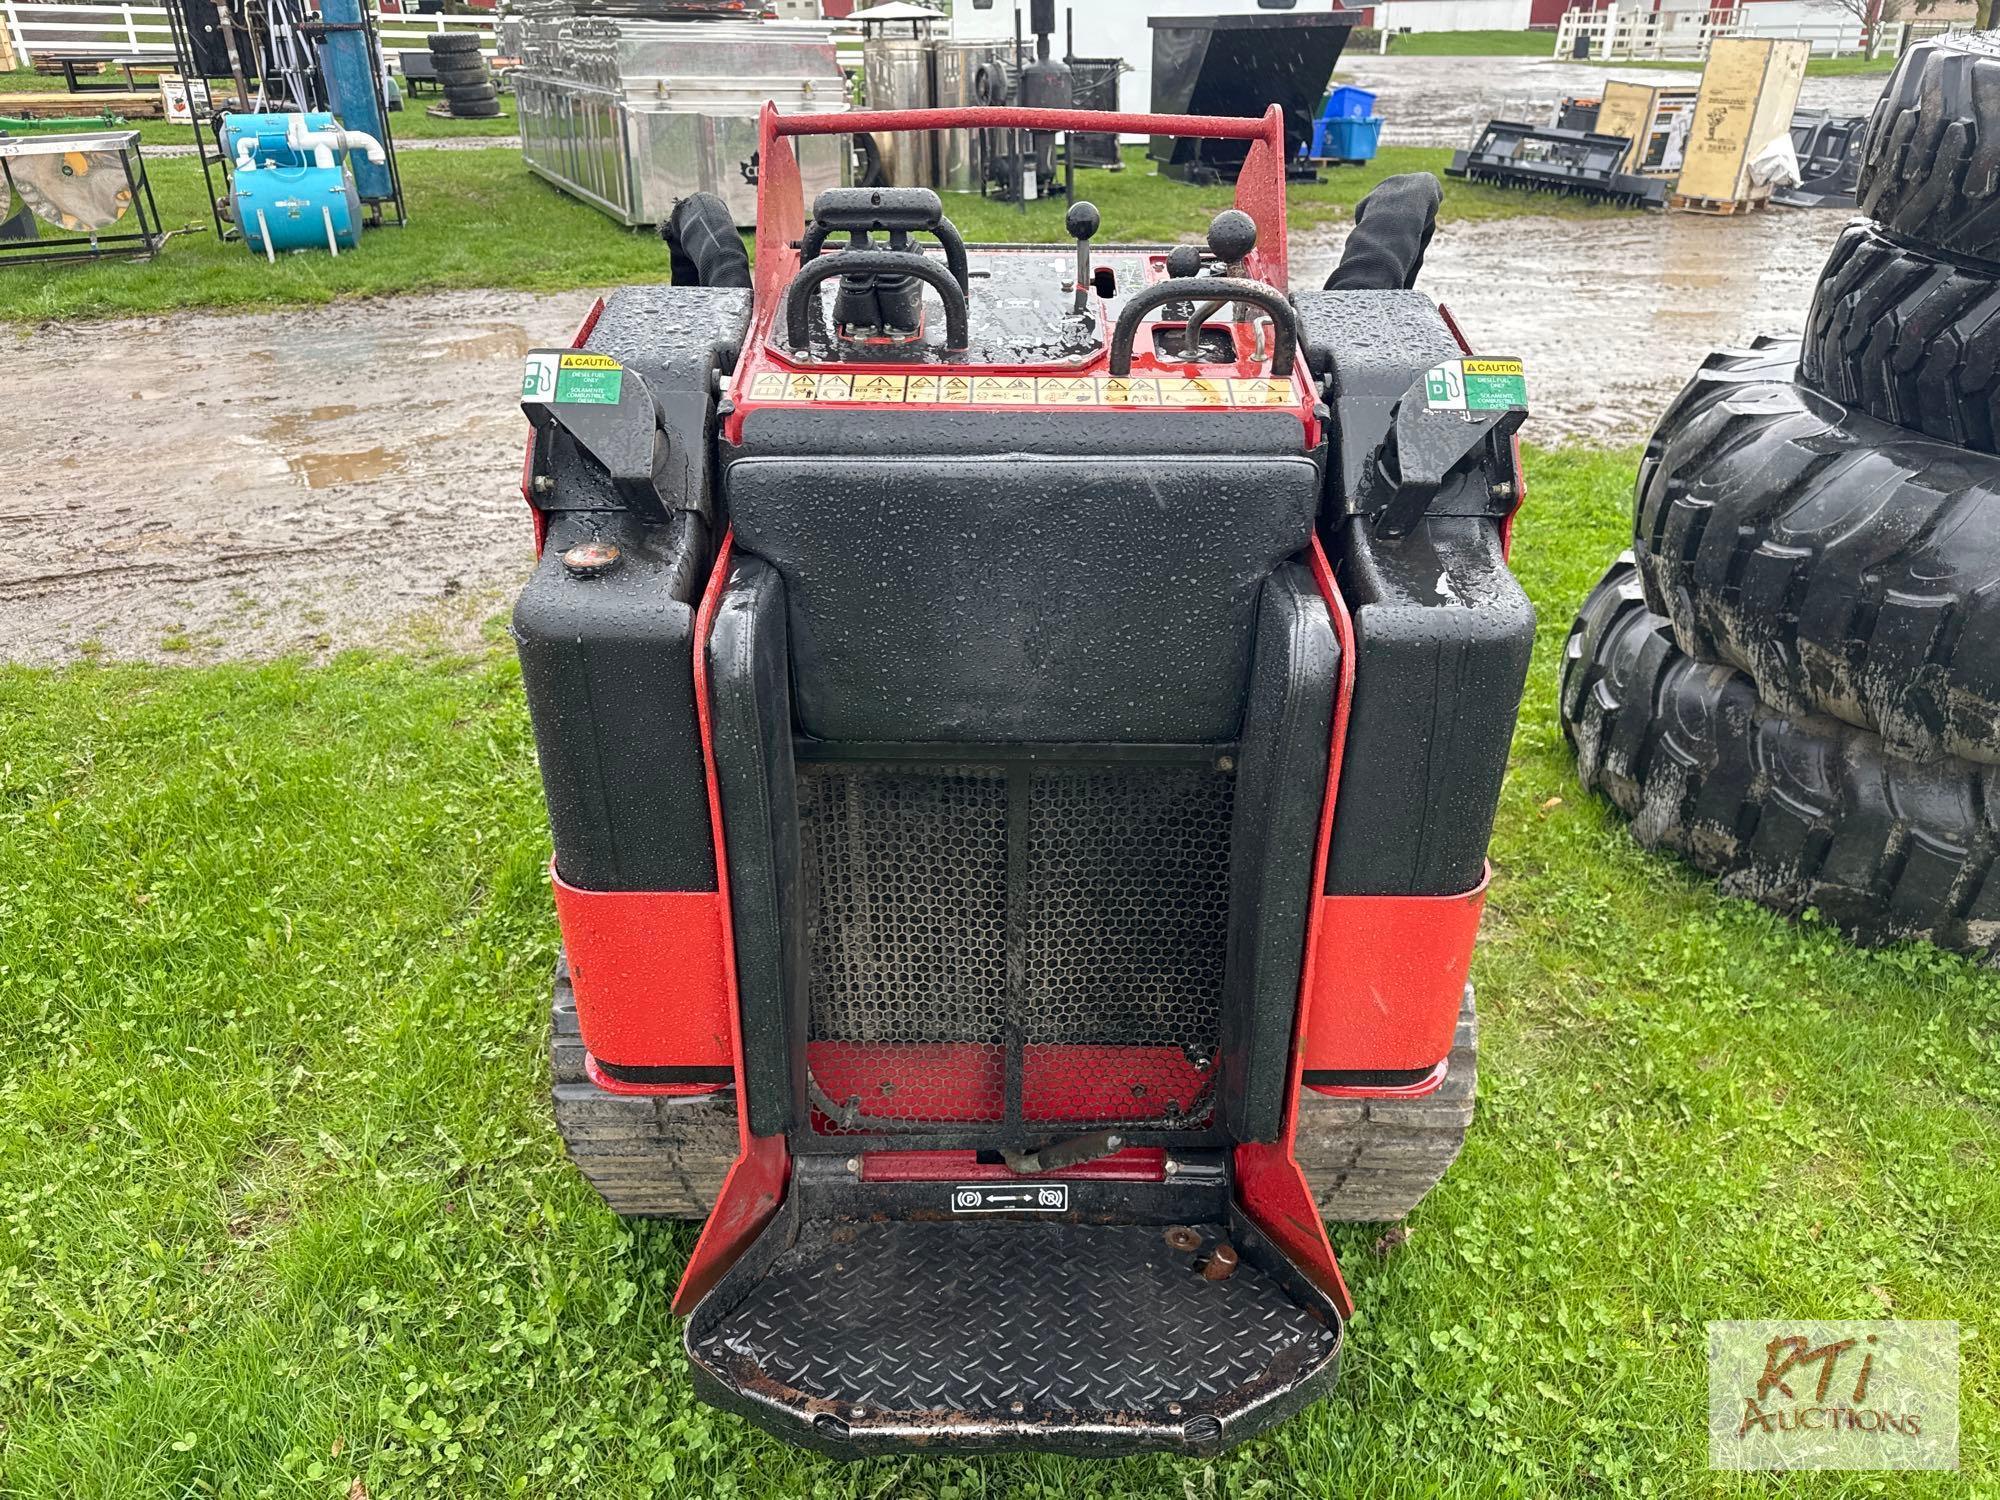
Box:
1425 357 1528 415
551 352 624 405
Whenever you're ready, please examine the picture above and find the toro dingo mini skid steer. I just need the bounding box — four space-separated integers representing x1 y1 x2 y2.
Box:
514 103 1532 1457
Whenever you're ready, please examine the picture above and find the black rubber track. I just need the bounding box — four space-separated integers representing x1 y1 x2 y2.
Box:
426 31 484 53
1633 350 2000 765
1563 554 2000 960
550 963 1476 1225
1858 31 2000 267
1801 220 2000 452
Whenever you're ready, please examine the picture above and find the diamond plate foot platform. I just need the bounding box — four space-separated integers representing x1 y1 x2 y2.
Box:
684 1189 1344 1457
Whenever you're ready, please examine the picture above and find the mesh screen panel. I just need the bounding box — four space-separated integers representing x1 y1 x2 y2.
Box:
1024 768 1232 1124
799 762 1233 1138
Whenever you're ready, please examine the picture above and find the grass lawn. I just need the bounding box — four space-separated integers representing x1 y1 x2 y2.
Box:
124 93 521 148
0 68 518 140
0 445 1993 1496
1363 28 1559 55
3 143 1628 323
1583 52 1896 76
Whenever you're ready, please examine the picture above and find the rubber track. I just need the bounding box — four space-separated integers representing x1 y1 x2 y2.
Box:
1801 221 2000 453
1562 555 2000 959
1632 353 2000 765
1858 31 2000 268
550 970 1475 1225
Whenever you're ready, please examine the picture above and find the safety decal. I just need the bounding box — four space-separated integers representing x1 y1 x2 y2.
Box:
951 1183 1070 1214
1424 357 1528 415
524 351 625 406
744 372 1298 408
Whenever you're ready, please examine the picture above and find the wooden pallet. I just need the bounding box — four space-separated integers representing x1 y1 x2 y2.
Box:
1668 191 1768 216
0 90 164 120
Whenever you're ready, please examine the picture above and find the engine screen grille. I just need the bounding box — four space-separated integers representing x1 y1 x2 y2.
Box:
799 760 1234 1141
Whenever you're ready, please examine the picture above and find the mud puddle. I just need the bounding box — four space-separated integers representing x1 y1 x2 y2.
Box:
2 202 1846 665
1339 53 1890 149
1295 207 1848 443
0 288 592 666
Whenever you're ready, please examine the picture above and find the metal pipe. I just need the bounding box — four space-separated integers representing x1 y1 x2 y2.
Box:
287 115 387 165
772 107 1281 143
1013 11 1025 216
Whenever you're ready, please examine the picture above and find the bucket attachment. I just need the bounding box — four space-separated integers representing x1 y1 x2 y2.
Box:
1146 13 1358 183
683 1158 1343 1457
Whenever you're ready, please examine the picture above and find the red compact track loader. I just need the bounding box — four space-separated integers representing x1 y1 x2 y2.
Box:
514 105 1532 1457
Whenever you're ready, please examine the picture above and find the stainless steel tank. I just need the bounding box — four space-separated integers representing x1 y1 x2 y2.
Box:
514 5 849 228
862 35 934 188
930 41 1008 193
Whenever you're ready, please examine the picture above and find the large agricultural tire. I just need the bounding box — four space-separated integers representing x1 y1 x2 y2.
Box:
447 99 502 119
1857 31 2000 268
1633 357 2000 766
1562 554 2000 960
549 969 1476 1224
445 83 499 105
427 31 484 54
1801 221 2000 453
433 60 491 85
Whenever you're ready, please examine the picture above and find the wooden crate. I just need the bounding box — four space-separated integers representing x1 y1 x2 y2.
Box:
1672 36 1810 211
1596 79 1700 179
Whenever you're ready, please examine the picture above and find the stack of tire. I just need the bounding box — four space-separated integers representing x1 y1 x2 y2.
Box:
1560 31 2000 961
428 32 500 120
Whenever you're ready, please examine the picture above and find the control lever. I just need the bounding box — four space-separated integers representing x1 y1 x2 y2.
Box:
1163 245 1203 320
1187 209 1260 359
1066 198 1100 315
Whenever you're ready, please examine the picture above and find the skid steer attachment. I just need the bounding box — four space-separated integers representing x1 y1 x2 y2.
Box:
514 103 1532 1456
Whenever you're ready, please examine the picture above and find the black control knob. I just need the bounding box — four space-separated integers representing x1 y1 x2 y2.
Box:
1165 244 1203 280
1207 208 1258 268
1067 199 1101 314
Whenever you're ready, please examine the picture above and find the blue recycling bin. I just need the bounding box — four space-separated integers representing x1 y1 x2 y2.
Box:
1325 85 1376 120
1307 85 1384 164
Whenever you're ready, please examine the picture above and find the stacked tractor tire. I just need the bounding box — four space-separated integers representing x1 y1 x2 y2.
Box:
1562 32 2000 961
428 32 500 119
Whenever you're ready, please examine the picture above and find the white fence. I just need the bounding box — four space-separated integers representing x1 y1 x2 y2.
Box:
1 0 498 66
1553 6 1739 61
1554 2 1879 60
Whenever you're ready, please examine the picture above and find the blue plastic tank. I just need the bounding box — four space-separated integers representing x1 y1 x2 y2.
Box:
221 110 340 166
232 162 363 253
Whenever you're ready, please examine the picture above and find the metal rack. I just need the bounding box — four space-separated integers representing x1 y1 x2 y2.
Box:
0 131 167 265
161 0 406 243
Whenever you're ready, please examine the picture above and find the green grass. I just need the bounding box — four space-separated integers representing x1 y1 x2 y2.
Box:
123 93 520 147
2 67 82 93
0 447 1994 1496
0 68 518 138
5 144 1627 323
1362 28 1559 55
1581 52 1896 76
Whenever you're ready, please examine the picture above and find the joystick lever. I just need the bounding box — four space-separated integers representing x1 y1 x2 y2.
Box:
1066 199 1100 315
1185 209 1261 359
